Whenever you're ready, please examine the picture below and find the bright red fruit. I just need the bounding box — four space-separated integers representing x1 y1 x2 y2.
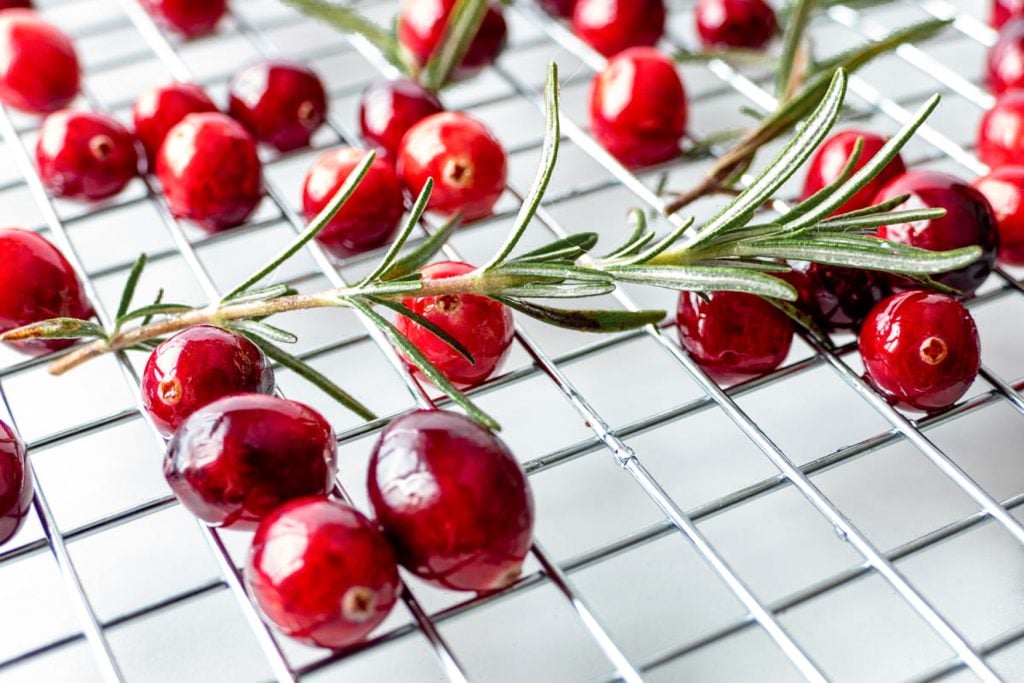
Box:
0 419 32 547
396 261 514 388
801 129 907 214
994 0 1024 29
228 60 327 152
164 394 336 529
695 0 777 50
36 111 139 201
140 0 225 39
133 82 217 168
0 10 79 114
397 0 507 82
397 112 507 221
0 2 32 8
368 410 534 592
859 291 980 412
978 90 1024 169
572 0 665 57
359 78 443 161
590 47 687 168
246 498 401 649
539 0 576 17
987 18 1024 95
973 166 1024 265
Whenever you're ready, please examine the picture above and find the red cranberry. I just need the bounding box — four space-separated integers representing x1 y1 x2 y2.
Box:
0 1 32 8
589 47 687 168
874 171 998 296
539 0 576 17
572 0 665 57
140 0 225 39
987 18 1024 95
973 166 1024 265
228 60 327 152
132 82 217 168
246 497 401 649
0 419 32 547
397 0 507 83
36 111 139 201
977 90 1024 169
801 129 907 214
0 227 92 357
157 112 263 232
397 112 506 221
396 261 514 388
301 148 405 258
859 291 980 412
358 78 443 161
164 394 336 529
789 262 889 332
695 0 777 50
141 326 275 437
0 10 79 114
368 410 534 592
994 0 1024 29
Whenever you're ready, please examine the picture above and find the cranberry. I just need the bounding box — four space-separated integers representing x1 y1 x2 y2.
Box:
397 0 507 83
132 82 217 168
801 129 907 215
358 78 443 161
874 171 998 296
140 0 225 39
0 228 93 356
0 419 31 547
164 394 336 529
973 166 1024 265
228 60 327 153
157 112 263 232
0 10 79 114
141 326 275 437
0 1 32 8
791 262 889 332
695 0 777 50
368 410 534 592
987 18 1024 95
994 0 1024 29
397 111 506 221
859 291 980 412
572 0 666 57
977 90 1024 169
589 47 687 168
301 148 405 258
539 0 576 17
396 261 514 388
246 497 401 649
35 111 139 201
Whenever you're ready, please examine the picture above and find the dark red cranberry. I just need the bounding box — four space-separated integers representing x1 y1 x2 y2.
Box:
132 82 217 168
977 90 1024 169
164 394 336 529
859 291 980 412
36 111 139 201
157 112 263 232
396 261 514 388
0 1 32 8
358 78 443 161
368 410 534 592
801 129 907 214
695 0 777 50
994 0 1024 29
0 419 32 547
973 166 1024 265
0 10 79 114
539 0 576 17
590 47 687 168
0 227 93 356
301 148 405 258
874 171 999 296
246 497 401 649
397 0 507 82
987 18 1024 95
140 0 225 39
228 60 327 152
790 262 889 332
397 112 507 221
572 0 665 57
141 326 275 437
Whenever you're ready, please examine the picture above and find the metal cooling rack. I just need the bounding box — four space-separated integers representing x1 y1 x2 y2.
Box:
1 0 1024 681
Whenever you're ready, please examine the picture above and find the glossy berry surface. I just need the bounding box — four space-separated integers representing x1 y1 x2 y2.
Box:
539 0 576 17
590 47 687 168
397 112 507 221
246 498 401 649
368 410 534 592
0 10 79 114
396 261 514 388
792 262 889 332
859 291 980 412
157 112 263 232
801 129 907 215
164 394 336 529
132 82 217 168
0 419 32 547
874 171 999 296
695 0 777 50
358 78 443 161
0 228 92 356
302 148 405 258
397 0 507 82
677 291 793 383
973 165 1024 265
228 60 327 152
36 111 139 201
987 18 1024 95
994 0 1024 29
141 326 275 436
977 90 1024 169
572 0 666 57
140 0 225 39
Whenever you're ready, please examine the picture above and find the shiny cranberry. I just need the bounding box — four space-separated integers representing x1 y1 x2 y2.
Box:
801 129 907 215
132 82 217 168
0 419 31 547
246 497 401 649
368 410 534 592
874 171 998 296
397 0 507 83
994 0 1024 29
164 394 336 529
977 90 1024 169
0 1 32 8
859 291 980 412
589 47 687 168
141 326 275 437
396 261 514 388
301 148 404 258
572 0 665 57
397 112 506 221
35 111 139 201
358 78 443 161
987 18 1024 95
157 112 263 232
539 0 576 17
0 227 92 356
0 10 79 114
973 166 1024 265
695 0 777 50
140 0 225 39
792 262 889 331
228 60 327 152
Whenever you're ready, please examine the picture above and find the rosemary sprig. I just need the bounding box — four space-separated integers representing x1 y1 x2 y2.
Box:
280 0 405 72
420 0 489 90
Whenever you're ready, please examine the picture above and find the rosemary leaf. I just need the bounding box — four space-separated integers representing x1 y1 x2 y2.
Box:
818 192 910 221
0 318 107 342
381 212 462 280
783 135 864 221
117 303 195 326
222 284 297 305
228 320 299 344
511 232 599 264
281 0 405 73
815 207 944 233
495 282 618 298
362 178 434 285
421 0 488 91
776 0 815 101
607 265 798 300
494 263 614 283
368 296 476 364
115 253 148 323
604 209 653 259
619 217 695 266
732 239 981 273
674 47 775 66
495 298 666 333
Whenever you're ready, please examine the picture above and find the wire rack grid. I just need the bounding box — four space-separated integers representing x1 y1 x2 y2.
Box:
1 0 1024 681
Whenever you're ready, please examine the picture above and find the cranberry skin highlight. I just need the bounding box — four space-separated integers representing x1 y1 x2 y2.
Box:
0 10 79 114
133 82 217 168
695 0 777 50
0 419 32 547
978 90 1024 169
572 0 666 57
36 111 139 201
801 129 907 214
228 60 327 152
994 0 1024 29
397 0 507 82
973 166 1024 265
358 78 443 161
246 498 401 649
140 0 225 39
987 18 1024 95
368 410 535 592
164 394 337 529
